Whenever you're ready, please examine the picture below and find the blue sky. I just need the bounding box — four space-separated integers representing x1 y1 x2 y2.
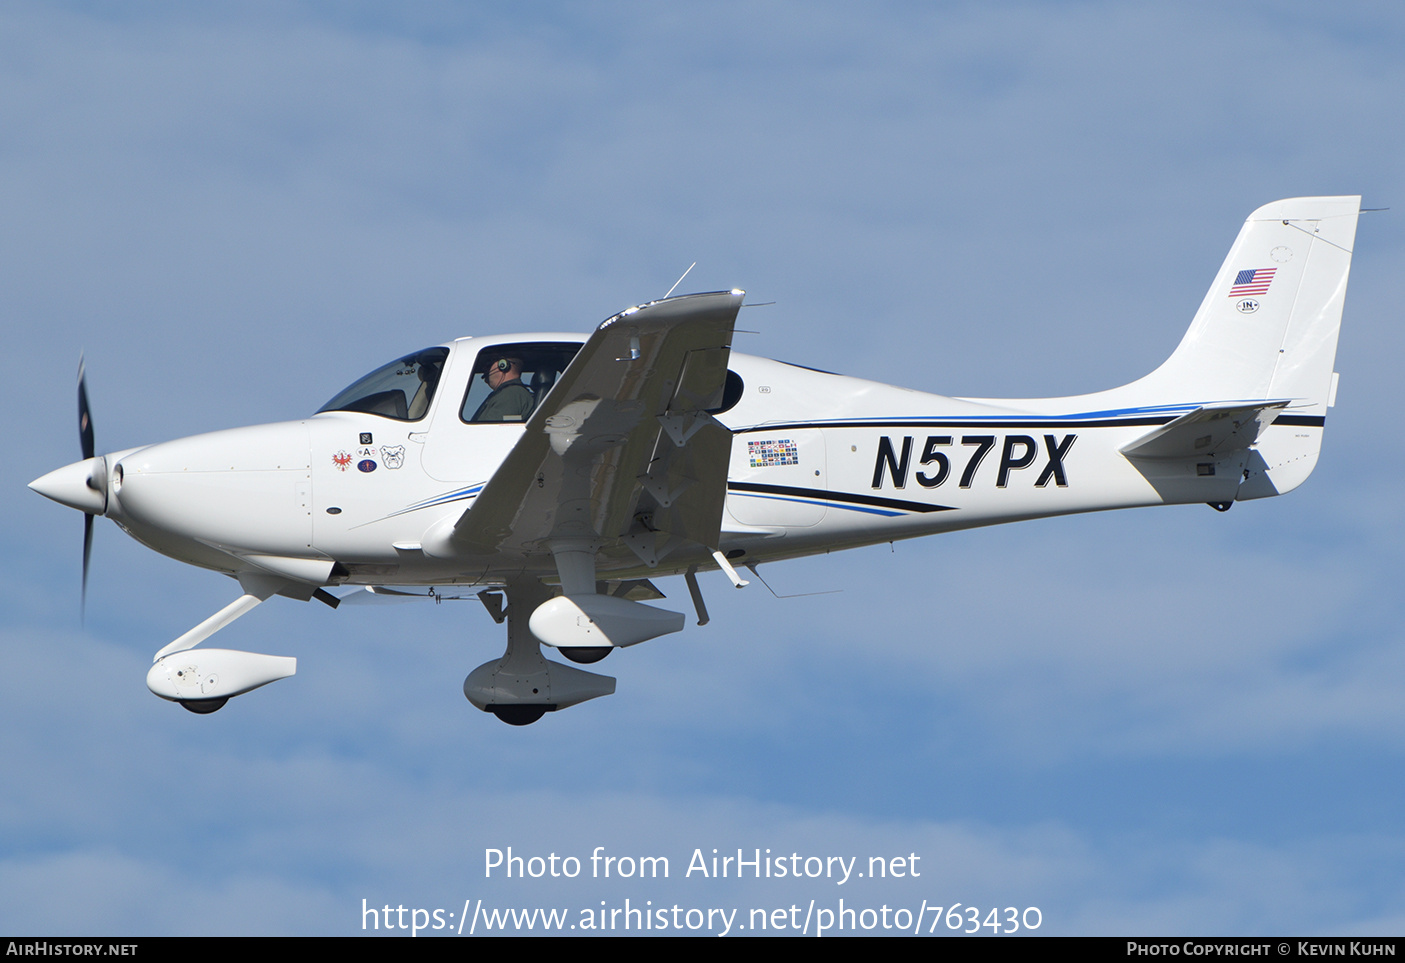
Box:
4 1 1405 935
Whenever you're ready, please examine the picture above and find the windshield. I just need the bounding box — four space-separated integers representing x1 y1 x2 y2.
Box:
317 347 450 421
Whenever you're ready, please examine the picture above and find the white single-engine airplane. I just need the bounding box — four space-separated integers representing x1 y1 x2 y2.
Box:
31 196 1360 724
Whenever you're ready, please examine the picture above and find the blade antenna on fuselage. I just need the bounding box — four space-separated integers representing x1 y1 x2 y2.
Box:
743 563 841 599
663 262 696 300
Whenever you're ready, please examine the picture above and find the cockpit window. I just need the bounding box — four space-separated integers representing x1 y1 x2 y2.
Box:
317 347 450 421
461 342 583 423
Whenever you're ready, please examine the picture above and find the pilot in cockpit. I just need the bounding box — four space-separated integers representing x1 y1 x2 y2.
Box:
470 356 535 422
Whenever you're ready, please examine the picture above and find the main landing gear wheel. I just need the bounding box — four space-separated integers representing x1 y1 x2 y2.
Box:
559 646 611 664
488 705 548 726
464 578 618 725
180 697 228 714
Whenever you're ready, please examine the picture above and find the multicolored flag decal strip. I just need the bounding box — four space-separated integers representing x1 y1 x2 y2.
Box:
748 438 800 467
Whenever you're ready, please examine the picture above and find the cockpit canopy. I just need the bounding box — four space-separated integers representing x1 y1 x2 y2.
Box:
317 347 449 421
319 338 742 425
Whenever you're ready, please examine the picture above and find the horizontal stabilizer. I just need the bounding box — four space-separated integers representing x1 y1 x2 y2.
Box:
1120 401 1288 460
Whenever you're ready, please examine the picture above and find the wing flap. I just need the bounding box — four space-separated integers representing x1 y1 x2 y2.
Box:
448 290 744 564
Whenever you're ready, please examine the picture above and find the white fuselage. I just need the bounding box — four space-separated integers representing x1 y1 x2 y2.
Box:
102 332 1306 590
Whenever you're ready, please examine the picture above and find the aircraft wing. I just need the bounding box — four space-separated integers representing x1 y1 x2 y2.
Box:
446 290 744 569
1119 400 1289 459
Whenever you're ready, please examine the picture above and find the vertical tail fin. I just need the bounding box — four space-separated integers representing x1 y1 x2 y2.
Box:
1138 196 1359 406
1132 196 1360 497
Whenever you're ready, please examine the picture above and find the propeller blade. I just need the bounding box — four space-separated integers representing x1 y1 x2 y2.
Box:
79 356 96 623
78 356 95 461
82 512 93 623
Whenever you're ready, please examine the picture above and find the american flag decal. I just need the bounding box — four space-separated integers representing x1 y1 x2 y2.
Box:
1229 267 1276 297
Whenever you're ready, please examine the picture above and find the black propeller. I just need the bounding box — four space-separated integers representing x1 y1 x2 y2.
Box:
78 357 95 621
79 356 94 461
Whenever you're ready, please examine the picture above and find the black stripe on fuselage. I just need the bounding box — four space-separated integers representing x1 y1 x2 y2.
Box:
727 481 955 514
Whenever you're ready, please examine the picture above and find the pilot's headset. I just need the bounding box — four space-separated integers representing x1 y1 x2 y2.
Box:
481 357 518 384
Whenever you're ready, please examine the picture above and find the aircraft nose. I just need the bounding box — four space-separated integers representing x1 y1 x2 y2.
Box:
29 457 107 515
